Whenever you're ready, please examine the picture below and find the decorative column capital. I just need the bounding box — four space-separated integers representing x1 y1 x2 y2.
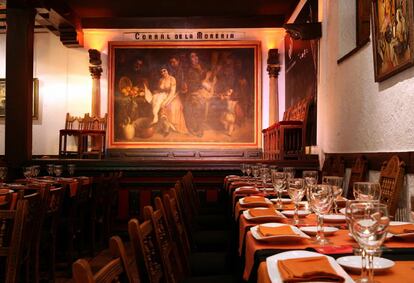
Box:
88 49 102 79
267 48 281 78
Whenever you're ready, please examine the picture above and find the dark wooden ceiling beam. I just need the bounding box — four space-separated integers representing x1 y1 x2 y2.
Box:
81 15 286 29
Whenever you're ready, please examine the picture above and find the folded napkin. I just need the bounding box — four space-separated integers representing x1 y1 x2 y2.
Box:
258 225 297 237
249 208 277 217
243 196 267 203
388 224 414 235
277 256 345 282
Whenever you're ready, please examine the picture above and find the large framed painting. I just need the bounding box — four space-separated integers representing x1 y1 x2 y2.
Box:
372 0 414 82
108 41 261 149
0 78 39 119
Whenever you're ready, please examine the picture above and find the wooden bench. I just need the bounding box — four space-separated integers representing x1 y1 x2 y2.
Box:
262 95 314 160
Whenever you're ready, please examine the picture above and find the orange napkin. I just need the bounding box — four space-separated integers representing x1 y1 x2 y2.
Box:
388 224 414 235
277 256 345 282
258 225 297 237
244 196 267 203
249 208 277 217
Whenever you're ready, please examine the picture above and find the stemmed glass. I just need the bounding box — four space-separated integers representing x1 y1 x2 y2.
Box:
303 170 318 186
252 165 260 187
23 166 33 180
240 164 246 177
353 182 381 201
245 164 252 183
0 167 7 183
47 164 55 176
53 165 63 178
349 202 389 283
32 165 40 178
322 176 344 213
283 167 295 179
287 178 306 225
271 171 286 209
308 184 334 245
67 164 76 177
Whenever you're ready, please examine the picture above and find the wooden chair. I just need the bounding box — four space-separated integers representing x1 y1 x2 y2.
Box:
39 186 65 282
322 155 345 178
346 155 368 199
80 113 107 159
144 203 182 283
0 192 42 283
72 236 135 283
262 95 314 160
59 113 85 158
378 155 405 218
128 218 167 283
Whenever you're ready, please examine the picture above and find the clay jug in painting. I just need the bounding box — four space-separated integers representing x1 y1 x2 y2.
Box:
122 119 135 140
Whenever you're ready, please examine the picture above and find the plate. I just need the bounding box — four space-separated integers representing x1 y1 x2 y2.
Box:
300 226 339 236
251 223 310 242
322 214 346 223
239 196 272 206
336 256 394 272
243 208 287 222
281 210 311 218
270 198 292 204
266 250 355 283
235 186 258 193
388 221 414 240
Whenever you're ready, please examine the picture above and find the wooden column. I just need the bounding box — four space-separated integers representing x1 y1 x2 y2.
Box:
5 5 35 176
89 49 102 117
267 49 281 125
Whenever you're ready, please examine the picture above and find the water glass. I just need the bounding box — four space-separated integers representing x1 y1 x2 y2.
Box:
47 164 55 176
53 165 63 178
308 184 334 245
283 167 296 179
353 182 381 201
240 164 246 177
245 164 252 180
303 170 318 186
271 171 286 209
0 167 7 183
322 176 344 213
287 178 306 225
23 166 33 180
67 164 76 176
349 202 389 283
32 165 40 177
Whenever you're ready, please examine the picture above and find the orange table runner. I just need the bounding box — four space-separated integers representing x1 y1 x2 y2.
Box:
257 260 414 283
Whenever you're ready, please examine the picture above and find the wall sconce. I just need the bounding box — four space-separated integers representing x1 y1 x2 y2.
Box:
267 49 280 78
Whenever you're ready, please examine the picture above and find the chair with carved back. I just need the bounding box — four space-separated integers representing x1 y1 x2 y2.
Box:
0 191 42 283
321 155 345 179
59 113 86 158
163 190 191 275
144 203 182 283
262 95 314 160
128 218 166 283
39 186 65 282
72 236 135 283
346 155 368 199
378 155 405 218
80 113 107 159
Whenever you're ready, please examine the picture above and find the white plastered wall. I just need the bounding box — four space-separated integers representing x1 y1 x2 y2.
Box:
0 28 286 155
318 0 414 219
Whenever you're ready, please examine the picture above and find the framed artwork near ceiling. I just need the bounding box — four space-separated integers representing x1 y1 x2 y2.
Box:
371 0 414 82
107 41 261 150
0 78 39 119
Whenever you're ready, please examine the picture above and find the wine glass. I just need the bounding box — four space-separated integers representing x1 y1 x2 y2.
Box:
245 164 252 182
53 165 63 178
271 171 286 209
240 164 246 177
0 167 7 183
353 182 381 201
287 178 306 225
322 176 344 213
32 165 40 178
308 184 334 245
46 164 55 176
349 202 389 283
303 170 318 186
283 167 295 179
252 165 260 187
23 166 33 180
67 164 76 177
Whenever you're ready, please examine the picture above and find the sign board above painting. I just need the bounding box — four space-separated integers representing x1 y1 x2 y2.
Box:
123 31 246 41
107 41 261 150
